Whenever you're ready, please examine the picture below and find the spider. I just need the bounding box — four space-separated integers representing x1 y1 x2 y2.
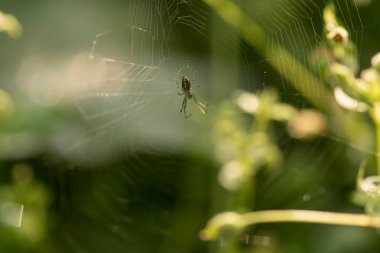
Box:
176 75 208 118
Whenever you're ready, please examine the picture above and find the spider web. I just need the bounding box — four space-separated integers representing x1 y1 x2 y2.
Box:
71 0 237 164
258 0 376 160
60 0 380 251
241 0 371 155
72 0 375 165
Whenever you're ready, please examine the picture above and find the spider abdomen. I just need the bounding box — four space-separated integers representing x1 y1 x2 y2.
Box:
182 76 191 92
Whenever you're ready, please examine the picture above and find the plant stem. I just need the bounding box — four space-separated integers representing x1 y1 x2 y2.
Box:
200 210 380 240
376 120 380 176
241 210 380 228
370 104 380 176
233 176 255 212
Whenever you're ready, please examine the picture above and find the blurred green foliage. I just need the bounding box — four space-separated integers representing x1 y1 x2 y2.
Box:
1 1 380 253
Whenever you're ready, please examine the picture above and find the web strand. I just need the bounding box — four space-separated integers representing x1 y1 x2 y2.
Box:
75 0 375 160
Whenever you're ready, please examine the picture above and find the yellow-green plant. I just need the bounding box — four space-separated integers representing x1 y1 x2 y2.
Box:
322 3 380 215
201 2 380 252
0 11 22 38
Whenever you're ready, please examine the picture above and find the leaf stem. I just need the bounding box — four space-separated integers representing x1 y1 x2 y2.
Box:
370 104 380 176
375 119 380 175
200 210 380 241
240 210 380 228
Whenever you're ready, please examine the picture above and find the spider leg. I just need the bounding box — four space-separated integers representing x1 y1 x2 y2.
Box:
180 96 186 112
179 96 187 112
184 102 192 118
193 95 208 107
180 96 192 118
192 95 208 114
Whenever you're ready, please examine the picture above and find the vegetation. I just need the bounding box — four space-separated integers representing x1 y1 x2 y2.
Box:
1 1 380 252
